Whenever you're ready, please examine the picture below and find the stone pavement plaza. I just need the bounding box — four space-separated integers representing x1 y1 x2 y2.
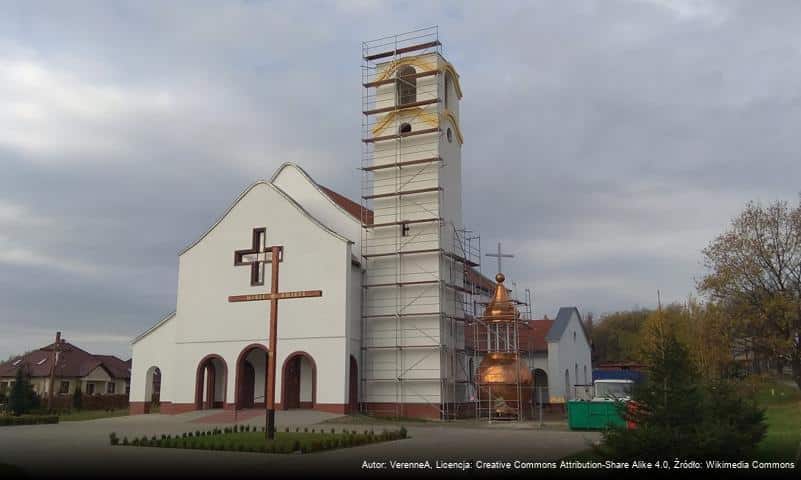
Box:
0 410 600 478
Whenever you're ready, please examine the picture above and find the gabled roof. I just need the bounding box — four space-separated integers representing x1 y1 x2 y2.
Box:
545 306 589 344
520 319 555 353
179 179 351 256
0 340 130 380
132 311 175 345
318 185 374 225
270 162 373 225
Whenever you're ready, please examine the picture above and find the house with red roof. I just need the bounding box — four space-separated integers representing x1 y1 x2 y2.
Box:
0 334 131 398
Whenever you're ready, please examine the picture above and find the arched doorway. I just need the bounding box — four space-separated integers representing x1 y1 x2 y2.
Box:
195 355 227 410
281 352 316 410
144 366 161 413
235 344 268 410
348 355 358 413
532 368 549 404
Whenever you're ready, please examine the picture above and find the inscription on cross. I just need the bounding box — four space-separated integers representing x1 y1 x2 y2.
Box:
234 228 282 286
228 228 323 440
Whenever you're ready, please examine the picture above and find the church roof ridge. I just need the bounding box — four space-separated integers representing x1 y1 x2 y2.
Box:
131 310 175 345
270 162 373 224
178 174 351 257
545 306 589 344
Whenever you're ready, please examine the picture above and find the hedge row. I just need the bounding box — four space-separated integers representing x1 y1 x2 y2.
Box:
0 415 60 426
109 425 408 454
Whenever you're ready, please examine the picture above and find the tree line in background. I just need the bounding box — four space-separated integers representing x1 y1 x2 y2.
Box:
590 195 801 389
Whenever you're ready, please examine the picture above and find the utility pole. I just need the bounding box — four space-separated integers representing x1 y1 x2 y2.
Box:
47 331 61 410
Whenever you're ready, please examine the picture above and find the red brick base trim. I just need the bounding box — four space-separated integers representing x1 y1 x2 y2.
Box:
314 403 347 414
160 402 196 415
129 402 147 415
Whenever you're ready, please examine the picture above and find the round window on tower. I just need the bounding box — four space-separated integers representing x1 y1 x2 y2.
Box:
399 123 412 134
446 127 453 143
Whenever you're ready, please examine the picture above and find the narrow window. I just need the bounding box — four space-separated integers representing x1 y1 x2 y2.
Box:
397 65 416 106
59 381 69 394
444 73 450 109
107 382 116 394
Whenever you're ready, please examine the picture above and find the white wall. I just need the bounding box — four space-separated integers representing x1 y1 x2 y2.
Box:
130 313 176 403
132 180 355 408
546 310 593 403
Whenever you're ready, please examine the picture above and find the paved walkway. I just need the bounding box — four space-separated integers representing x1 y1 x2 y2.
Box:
0 411 600 478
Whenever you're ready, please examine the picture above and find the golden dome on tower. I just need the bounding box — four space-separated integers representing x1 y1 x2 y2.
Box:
483 273 520 323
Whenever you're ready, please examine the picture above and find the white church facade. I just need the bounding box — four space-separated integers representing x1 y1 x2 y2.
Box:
130 30 592 419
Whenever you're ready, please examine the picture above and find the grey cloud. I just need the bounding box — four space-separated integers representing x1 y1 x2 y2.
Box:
1 0 800 359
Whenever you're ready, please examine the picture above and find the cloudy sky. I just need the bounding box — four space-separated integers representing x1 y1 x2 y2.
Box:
1 0 800 360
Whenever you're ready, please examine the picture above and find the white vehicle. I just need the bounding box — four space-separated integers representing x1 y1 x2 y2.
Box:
592 379 634 402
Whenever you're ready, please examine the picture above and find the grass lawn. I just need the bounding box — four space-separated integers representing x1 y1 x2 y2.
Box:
117 427 407 454
58 409 129 422
752 378 801 460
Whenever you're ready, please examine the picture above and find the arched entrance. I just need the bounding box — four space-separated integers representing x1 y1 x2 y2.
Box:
532 368 549 404
235 344 268 410
195 355 228 410
348 355 358 413
144 366 161 413
281 352 316 410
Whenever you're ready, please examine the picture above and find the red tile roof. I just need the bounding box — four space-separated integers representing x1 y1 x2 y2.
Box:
0 340 130 379
465 319 554 354
319 185 374 225
519 319 554 353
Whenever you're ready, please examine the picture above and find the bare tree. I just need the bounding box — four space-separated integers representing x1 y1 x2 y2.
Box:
699 197 801 388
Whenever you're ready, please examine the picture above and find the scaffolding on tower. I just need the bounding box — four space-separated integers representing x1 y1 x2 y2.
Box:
359 27 480 420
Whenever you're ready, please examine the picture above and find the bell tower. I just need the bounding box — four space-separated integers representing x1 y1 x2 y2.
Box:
359 28 478 419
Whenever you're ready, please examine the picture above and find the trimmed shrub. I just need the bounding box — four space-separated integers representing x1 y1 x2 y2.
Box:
109 432 119 445
400 426 407 439
0 415 59 427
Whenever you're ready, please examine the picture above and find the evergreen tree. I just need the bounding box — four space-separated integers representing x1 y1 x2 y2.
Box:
598 327 766 460
72 386 82 410
9 368 31 416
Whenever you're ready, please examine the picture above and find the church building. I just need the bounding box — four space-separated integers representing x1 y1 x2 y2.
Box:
130 29 591 420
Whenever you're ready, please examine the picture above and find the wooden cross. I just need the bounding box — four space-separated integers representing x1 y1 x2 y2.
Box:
228 228 322 440
233 227 279 286
486 242 514 274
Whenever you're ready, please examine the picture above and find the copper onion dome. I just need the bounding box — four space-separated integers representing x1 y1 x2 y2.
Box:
483 273 519 323
477 272 533 417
